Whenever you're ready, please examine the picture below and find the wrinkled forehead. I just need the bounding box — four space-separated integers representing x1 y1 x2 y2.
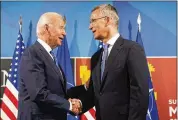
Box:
90 9 102 19
54 16 66 26
59 19 65 26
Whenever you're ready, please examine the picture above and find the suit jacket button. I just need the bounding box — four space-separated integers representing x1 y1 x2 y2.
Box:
99 92 102 95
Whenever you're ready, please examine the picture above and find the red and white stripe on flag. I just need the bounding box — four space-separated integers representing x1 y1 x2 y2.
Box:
80 107 96 120
1 29 25 120
0 79 18 120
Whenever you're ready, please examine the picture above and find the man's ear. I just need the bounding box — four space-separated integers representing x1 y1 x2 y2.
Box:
44 24 51 36
105 16 110 27
44 24 49 32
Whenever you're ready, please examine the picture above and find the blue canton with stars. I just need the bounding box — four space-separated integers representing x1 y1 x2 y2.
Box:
8 31 25 90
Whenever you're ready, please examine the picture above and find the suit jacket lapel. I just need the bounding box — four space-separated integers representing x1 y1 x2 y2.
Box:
34 41 66 89
100 36 124 90
94 49 103 90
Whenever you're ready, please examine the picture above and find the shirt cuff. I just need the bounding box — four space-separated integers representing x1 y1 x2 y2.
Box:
78 99 83 109
69 101 72 111
84 84 88 91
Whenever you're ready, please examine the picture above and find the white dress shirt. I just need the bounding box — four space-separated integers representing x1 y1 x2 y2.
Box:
84 33 120 90
37 38 53 59
105 33 120 56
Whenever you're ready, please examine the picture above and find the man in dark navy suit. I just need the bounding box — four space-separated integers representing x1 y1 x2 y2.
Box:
18 12 85 120
77 4 149 120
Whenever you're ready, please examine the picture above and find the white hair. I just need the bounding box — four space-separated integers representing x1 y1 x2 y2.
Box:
36 12 65 37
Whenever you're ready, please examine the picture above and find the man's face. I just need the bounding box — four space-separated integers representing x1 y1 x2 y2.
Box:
89 10 108 40
48 18 66 47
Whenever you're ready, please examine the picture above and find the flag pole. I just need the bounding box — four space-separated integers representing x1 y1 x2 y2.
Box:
19 15 22 33
137 13 141 32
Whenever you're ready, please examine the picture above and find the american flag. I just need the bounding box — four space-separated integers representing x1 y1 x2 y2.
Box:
0 30 25 120
80 41 103 120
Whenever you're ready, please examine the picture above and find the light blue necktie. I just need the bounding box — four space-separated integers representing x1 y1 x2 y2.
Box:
50 51 64 82
50 51 59 67
101 44 109 81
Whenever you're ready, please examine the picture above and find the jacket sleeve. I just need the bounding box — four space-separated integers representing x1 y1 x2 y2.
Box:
79 78 95 113
67 85 87 99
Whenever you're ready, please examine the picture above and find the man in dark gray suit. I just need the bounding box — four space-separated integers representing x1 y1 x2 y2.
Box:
18 12 84 120
76 4 149 120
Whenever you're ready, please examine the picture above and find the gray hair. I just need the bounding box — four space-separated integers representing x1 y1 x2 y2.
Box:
36 12 66 37
92 4 119 26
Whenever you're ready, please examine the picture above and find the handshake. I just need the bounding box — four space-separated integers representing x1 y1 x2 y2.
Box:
68 98 82 115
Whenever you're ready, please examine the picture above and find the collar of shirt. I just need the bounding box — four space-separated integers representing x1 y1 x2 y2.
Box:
37 38 53 59
103 33 120 55
106 33 120 47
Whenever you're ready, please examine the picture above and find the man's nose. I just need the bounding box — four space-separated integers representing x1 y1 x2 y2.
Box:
62 30 66 36
89 23 93 30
